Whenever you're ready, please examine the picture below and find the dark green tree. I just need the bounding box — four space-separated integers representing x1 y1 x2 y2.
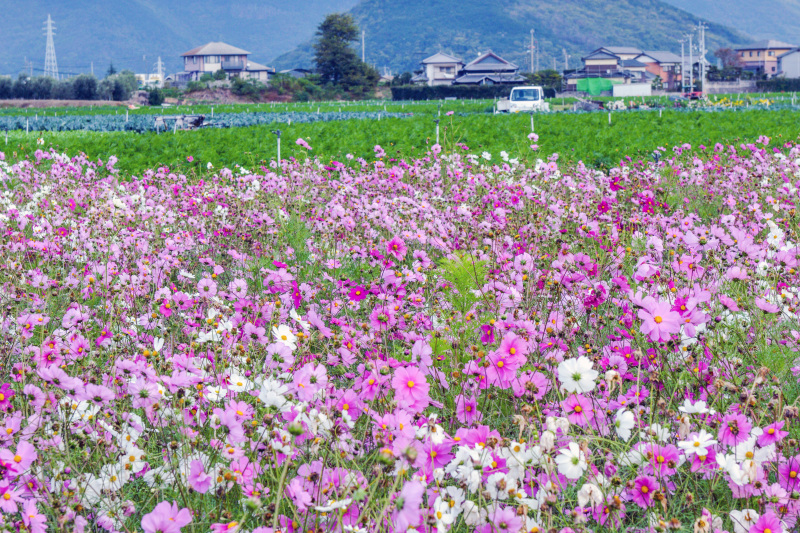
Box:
148 88 165 106
313 13 378 95
213 69 227 81
0 77 12 98
106 62 117 77
73 74 98 100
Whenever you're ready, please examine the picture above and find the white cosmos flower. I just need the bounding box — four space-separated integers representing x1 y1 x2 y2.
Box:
555 442 587 480
227 373 253 393
678 430 717 456
678 399 713 415
273 324 297 350
577 482 604 508
614 409 635 441
729 509 759 533
314 498 352 512
205 385 227 402
290 308 310 330
557 356 599 393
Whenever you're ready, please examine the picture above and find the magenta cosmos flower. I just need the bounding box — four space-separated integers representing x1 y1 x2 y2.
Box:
630 475 659 508
141 501 192 533
386 235 407 260
718 412 752 446
749 512 783 533
391 366 430 413
637 298 681 342
348 285 368 302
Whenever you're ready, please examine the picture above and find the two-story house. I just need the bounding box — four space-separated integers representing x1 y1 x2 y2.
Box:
179 42 274 82
411 52 464 86
735 40 796 77
452 51 525 85
565 46 683 92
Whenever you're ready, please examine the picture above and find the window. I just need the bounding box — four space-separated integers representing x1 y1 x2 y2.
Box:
749 51 753 57
511 88 541 102
768 51 774 56
757 51 761 57
772 66 776 71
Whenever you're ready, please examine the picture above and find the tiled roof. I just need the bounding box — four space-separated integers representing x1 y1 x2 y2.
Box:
182 42 251 57
422 52 463 64
735 40 797 51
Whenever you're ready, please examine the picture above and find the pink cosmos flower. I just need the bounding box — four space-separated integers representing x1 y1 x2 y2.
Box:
292 363 328 402
718 412 752 446
637 298 681 342
778 455 800 491
349 285 367 301
186 156 194 162
630 475 658 508
391 366 430 413
455 394 482 424
141 501 192 533
749 512 783 533
296 138 312 151
392 480 423 531
197 278 218 297
758 421 789 446
0 440 37 476
484 505 523 533
22 499 47 533
188 460 212 494
755 297 780 313
386 236 407 260
0 383 15 410
561 394 594 427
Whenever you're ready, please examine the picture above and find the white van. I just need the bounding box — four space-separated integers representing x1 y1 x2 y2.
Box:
496 86 550 113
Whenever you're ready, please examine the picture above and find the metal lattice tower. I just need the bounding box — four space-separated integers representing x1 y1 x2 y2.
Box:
153 56 165 82
43 14 59 79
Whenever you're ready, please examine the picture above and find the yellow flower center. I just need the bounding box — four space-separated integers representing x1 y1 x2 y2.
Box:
654 316 663 324
407 381 415 388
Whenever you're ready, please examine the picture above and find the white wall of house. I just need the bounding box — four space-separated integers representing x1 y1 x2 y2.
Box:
779 51 800 78
424 63 460 86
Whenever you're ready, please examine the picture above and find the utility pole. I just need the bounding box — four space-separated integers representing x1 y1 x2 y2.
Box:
698 22 707 90
530 29 535 73
688 32 694 92
362 30 365 62
91 61 94 76
679 39 685 92
563 48 569 71
553 57 557 71
43 14 59 79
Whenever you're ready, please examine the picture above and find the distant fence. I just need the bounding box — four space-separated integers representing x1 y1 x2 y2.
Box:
704 80 759 94
390 85 557 101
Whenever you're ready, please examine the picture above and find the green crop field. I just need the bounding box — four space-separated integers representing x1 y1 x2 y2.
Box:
3 100 800 173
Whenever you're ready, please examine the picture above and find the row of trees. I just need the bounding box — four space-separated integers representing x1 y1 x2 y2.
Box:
0 71 139 101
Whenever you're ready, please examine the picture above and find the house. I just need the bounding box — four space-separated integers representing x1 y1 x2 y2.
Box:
635 51 682 90
565 46 683 92
411 52 464 86
279 68 312 79
135 73 163 88
179 42 274 82
735 40 797 77
452 51 525 85
778 48 800 78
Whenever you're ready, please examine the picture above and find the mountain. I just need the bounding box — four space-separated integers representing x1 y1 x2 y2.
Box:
662 0 800 46
0 0 359 77
272 0 750 75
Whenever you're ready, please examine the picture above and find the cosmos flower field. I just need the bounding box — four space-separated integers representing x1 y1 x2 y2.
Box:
0 133 799 533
